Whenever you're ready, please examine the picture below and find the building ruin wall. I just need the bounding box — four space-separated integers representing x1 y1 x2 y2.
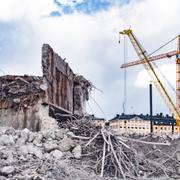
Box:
0 44 91 131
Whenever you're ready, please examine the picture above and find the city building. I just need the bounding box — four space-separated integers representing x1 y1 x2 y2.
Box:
109 114 151 135
109 113 178 135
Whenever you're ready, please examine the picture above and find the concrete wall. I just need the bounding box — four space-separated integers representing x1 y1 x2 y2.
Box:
42 44 74 113
0 75 46 131
0 44 91 130
42 44 91 116
0 105 40 131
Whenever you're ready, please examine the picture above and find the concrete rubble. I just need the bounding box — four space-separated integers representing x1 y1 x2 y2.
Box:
0 120 180 180
0 126 104 180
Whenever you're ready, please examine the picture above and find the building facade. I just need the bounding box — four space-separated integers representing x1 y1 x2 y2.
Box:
108 113 178 135
110 114 150 135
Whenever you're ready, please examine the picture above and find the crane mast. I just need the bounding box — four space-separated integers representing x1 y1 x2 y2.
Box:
120 29 180 126
176 35 180 115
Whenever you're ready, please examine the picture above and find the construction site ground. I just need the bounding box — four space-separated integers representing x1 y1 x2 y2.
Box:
0 117 180 180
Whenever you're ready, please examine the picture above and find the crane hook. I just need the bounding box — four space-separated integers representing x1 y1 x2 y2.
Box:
118 34 121 44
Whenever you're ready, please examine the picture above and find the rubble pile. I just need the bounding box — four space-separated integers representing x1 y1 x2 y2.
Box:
0 75 43 100
0 125 104 180
0 118 180 180
58 118 180 179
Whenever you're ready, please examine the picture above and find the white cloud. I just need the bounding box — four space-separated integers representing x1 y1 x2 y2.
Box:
0 0 57 21
134 63 176 88
0 0 179 118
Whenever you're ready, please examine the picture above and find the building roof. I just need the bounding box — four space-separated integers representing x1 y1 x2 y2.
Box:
110 113 176 125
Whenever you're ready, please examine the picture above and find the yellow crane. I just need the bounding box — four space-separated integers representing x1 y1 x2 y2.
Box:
119 29 180 126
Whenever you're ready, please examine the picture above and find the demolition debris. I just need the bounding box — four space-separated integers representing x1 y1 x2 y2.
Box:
0 118 180 180
58 118 180 179
0 44 92 131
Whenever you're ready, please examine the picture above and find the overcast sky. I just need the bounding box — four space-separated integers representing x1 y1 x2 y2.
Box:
0 0 179 119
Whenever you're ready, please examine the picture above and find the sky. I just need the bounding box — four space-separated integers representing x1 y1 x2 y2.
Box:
0 0 180 119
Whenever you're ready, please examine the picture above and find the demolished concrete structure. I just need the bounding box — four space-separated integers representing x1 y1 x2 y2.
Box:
0 44 92 131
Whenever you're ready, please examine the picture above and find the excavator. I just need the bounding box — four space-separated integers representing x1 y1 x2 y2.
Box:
119 29 180 126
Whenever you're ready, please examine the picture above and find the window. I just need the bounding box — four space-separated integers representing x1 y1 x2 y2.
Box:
155 127 158 129
143 127 145 129
128 127 130 129
164 127 166 130
135 127 137 129
139 127 141 129
161 127 163 130
131 127 134 129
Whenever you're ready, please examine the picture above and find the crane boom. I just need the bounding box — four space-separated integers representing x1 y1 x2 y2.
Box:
121 50 178 68
119 29 180 125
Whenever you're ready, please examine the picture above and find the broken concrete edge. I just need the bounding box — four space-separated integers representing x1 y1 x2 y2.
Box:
42 44 92 116
0 44 92 131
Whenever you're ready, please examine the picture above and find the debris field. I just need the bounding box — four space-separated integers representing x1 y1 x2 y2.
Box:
0 117 180 180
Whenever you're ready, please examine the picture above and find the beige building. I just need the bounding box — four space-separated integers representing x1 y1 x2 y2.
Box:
109 113 178 135
153 125 172 135
110 114 150 135
174 126 180 134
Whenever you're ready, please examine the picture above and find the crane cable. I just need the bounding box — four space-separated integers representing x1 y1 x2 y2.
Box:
89 95 106 118
148 35 178 57
87 101 95 115
147 35 178 95
152 60 176 92
123 36 127 114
